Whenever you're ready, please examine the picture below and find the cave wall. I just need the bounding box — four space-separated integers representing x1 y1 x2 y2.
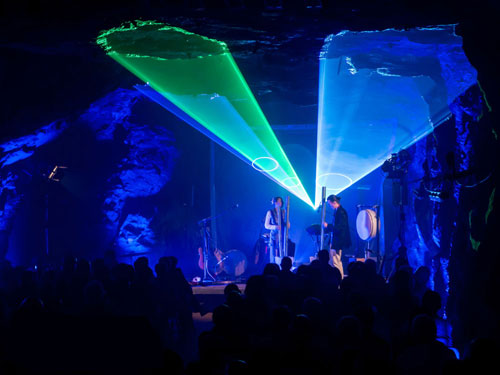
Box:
394 82 498 349
0 88 180 266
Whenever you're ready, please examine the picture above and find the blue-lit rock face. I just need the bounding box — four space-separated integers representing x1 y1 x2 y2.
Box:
0 119 68 168
0 172 21 231
316 25 477 206
0 120 69 260
0 88 177 262
117 214 155 253
79 89 178 254
80 89 142 141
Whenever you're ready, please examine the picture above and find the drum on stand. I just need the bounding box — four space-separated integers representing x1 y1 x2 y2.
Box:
356 209 378 241
356 208 380 263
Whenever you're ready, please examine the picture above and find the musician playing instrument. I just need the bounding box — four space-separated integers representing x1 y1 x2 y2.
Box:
323 194 351 278
264 197 290 264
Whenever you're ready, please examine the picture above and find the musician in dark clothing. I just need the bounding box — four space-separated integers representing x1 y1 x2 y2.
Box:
264 197 290 264
323 194 351 277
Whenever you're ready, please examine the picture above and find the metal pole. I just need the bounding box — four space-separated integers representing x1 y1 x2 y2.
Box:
320 186 327 250
210 141 217 250
202 221 215 282
45 192 49 256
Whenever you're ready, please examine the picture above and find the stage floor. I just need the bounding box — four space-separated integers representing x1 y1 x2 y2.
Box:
192 282 246 295
191 283 246 335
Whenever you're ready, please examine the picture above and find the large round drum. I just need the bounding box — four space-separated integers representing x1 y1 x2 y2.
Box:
222 250 247 277
356 209 378 241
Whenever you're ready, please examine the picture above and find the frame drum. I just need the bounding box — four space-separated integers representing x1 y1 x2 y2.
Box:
356 209 378 241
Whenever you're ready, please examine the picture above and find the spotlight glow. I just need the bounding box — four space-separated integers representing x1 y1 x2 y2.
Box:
315 25 477 207
98 21 313 207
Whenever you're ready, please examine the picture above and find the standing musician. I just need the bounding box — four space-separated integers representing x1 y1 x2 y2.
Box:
264 197 290 264
323 194 351 278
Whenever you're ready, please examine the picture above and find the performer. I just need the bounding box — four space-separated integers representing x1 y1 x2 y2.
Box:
264 197 290 264
323 194 351 278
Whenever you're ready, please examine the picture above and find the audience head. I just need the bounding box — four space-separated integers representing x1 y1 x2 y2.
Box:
91 258 108 278
159 256 178 271
302 297 324 324
395 246 410 270
280 256 292 272
292 314 313 340
244 275 266 300
422 290 442 316
391 266 414 295
364 258 377 275
155 262 167 278
411 314 437 344
272 306 292 332
113 263 134 284
103 250 117 272
212 304 233 330
224 283 241 298
83 280 106 312
133 256 153 278
75 258 90 277
63 255 76 273
225 291 243 309
263 263 280 277
336 315 362 344
317 249 330 264
134 256 149 269
168 256 178 268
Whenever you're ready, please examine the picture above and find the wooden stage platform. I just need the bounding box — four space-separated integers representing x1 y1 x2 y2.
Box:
191 283 246 334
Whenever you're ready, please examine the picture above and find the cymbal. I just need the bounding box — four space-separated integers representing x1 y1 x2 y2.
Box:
306 224 322 235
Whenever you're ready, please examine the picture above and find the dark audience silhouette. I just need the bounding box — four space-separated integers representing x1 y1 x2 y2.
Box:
0 249 495 374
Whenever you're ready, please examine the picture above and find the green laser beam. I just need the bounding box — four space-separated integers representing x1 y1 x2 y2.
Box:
97 21 313 207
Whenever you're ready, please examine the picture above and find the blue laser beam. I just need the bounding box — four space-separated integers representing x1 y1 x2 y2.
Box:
315 25 478 207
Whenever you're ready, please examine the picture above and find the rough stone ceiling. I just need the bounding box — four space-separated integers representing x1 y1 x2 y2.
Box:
0 5 468 141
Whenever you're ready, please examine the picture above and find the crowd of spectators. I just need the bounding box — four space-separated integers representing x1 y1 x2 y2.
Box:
0 252 194 373
0 249 497 374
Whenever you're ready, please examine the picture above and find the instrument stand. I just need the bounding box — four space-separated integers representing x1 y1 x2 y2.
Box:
200 219 216 283
356 204 381 266
197 204 239 284
311 233 321 253
305 222 325 257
